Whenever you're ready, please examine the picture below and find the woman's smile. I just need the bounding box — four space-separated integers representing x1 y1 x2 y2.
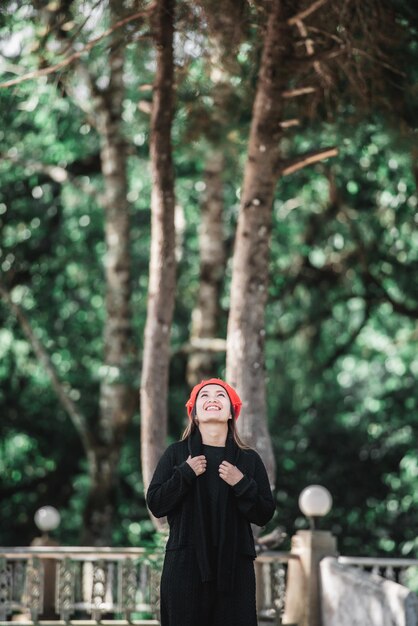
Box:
204 402 221 411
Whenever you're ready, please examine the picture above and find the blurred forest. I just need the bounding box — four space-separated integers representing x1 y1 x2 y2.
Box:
0 0 417 558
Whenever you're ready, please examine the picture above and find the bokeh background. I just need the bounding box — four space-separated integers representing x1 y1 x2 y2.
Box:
1 0 417 557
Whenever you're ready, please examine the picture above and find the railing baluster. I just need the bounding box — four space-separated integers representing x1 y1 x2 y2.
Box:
25 557 43 622
0 558 13 621
399 566 408 587
13 560 26 606
264 562 272 608
56 557 75 621
91 559 106 621
118 558 137 617
106 562 115 609
139 560 147 604
73 560 82 608
150 562 161 617
272 561 287 621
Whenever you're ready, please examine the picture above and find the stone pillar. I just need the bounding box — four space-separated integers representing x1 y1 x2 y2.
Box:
30 535 59 619
282 530 338 626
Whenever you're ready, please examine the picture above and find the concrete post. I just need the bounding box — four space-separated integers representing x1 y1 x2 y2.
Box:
30 535 59 619
282 530 338 626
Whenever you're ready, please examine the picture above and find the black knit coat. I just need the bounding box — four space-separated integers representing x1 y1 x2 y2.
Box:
146 427 275 596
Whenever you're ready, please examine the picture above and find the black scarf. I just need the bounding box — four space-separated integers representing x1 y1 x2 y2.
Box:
188 425 241 596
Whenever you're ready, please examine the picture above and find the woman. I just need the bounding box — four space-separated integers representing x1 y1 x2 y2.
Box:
146 378 275 626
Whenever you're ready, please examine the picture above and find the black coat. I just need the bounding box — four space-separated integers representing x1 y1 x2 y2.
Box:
146 427 275 595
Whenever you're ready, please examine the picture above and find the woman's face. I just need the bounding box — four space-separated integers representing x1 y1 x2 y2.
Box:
195 384 232 423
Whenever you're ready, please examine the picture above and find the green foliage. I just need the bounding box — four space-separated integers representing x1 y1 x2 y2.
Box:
0 0 417 562
266 113 417 556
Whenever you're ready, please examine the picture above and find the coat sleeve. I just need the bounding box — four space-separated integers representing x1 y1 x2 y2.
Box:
232 451 275 526
146 444 197 518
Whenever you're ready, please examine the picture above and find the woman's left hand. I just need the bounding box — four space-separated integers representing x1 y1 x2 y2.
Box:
219 461 244 486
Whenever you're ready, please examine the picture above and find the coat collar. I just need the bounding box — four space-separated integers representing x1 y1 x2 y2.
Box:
188 424 238 462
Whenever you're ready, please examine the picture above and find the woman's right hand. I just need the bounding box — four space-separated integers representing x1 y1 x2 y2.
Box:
186 454 207 476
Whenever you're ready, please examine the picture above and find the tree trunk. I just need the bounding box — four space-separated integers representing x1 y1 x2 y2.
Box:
226 0 293 486
82 447 122 546
7 0 138 546
187 152 226 386
140 0 176 499
81 4 137 545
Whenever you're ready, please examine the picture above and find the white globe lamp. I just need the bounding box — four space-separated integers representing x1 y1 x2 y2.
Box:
299 485 332 529
34 506 61 535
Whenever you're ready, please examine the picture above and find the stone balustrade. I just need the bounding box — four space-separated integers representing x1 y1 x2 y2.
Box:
321 556 418 626
0 547 161 625
0 546 297 626
338 556 418 589
3 544 418 626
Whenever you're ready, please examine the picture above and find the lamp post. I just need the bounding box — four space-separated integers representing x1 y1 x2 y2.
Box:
282 485 337 626
32 506 61 619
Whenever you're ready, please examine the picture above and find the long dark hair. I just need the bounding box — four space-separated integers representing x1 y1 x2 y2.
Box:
181 406 251 450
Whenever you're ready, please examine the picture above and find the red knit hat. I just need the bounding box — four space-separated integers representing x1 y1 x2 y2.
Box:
185 378 242 420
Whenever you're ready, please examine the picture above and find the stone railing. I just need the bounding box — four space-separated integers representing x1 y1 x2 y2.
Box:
263 533 418 626
0 546 297 626
0 547 161 625
255 551 299 624
10 545 417 626
338 556 418 589
258 552 418 626
321 556 418 626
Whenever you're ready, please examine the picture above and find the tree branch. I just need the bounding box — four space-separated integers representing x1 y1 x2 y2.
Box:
279 118 300 128
0 154 101 202
272 292 363 343
351 47 406 78
177 337 227 356
0 5 155 89
0 281 92 454
322 305 370 369
52 0 105 59
281 146 338 176
293 44 347 68
294 15 332 87
345 208 418 319
365 271 418 318
282 86 316 98
288 0 330 25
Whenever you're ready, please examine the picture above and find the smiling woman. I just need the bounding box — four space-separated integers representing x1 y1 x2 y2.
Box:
146 378 275 626
195 385 231 421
